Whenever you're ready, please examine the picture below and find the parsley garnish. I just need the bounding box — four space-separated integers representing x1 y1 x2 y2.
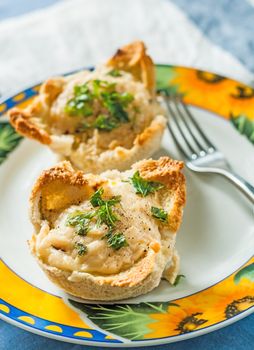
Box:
90 188 127 250
107 69 122 77
129 171 164 197
97 202 119 227
101 91 133 123
90 188 104 207
75 242 87 256
92 79 116 97
90 188 121 227
93 115 118 131
173 274 185 286
66 188 127 251
65 83 93 117
151 207 168 223
65 79 134 132
66 211 95 235
106 231 128 250
79 115 118 132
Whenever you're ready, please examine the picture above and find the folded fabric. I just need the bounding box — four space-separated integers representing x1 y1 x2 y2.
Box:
0 0 251 98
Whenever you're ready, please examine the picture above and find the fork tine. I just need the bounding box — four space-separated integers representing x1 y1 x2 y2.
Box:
166 115 191 159
179 99 216 151
162 91 197 158
171 95 207 154
162 93 190 159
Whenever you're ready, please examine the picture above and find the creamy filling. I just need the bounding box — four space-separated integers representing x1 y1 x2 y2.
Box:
39 67 163 153
35 178 165 275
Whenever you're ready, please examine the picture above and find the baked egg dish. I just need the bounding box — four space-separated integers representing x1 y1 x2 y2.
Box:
9 41 166 173
29 157 186 300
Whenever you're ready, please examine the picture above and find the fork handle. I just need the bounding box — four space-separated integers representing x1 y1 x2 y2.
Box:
215 169 254 205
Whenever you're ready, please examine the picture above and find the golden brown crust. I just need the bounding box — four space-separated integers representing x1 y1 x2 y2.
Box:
107 41 155 95
30 161 104 225
9 77 66 144
135 117 164 147
30 157 185 300
9 107 51 144
135 157 186 232
40 78 65 105
136 156 184 182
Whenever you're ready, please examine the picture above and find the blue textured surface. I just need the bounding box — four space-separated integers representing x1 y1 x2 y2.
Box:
1 315 254 350
0 0 253 349
172 0 254 72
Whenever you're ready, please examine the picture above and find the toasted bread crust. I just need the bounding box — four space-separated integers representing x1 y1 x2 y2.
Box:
135 157 186 232
9 108 51 144
30 158 186 300
107 41 155 95
9 77 66 143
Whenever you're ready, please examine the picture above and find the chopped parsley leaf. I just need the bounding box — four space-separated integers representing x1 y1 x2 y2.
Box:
79 115 119 131
107 69 122 77
107 196 122 206
75 242 87 256
118 92 135 106
107 231 128 250
92 79 116 97
90 188 121 228
151 207 168 223
65 83 93 117
90 188 104 207
93 115 118 131
66 211 94 235
129 171 164 197
74 84 90 96
65 79 134 131
173 274 185 286
68 189 127 251
101 91 131 123
96 201 119 227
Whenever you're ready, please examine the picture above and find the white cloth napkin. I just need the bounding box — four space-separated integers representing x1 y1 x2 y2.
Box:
0 0 251 97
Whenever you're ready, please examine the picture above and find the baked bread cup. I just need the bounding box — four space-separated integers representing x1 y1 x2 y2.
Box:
9 41 166 173
29 157 186 301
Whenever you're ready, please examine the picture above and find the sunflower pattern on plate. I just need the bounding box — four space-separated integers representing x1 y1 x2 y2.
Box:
156 66 254 144
0 65 253 345
70 259 254 341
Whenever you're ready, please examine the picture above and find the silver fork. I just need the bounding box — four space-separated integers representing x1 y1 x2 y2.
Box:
161 91 254 205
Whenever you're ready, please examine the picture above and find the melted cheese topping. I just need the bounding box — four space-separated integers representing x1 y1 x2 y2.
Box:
35 178 163 275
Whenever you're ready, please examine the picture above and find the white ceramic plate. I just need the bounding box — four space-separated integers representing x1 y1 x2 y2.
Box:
0 65 253 347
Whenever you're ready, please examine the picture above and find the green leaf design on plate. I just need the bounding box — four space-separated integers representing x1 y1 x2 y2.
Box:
69 301 178 340
0 122 23 164
155 65 179 94
230 114 254 144
234 263 254 285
